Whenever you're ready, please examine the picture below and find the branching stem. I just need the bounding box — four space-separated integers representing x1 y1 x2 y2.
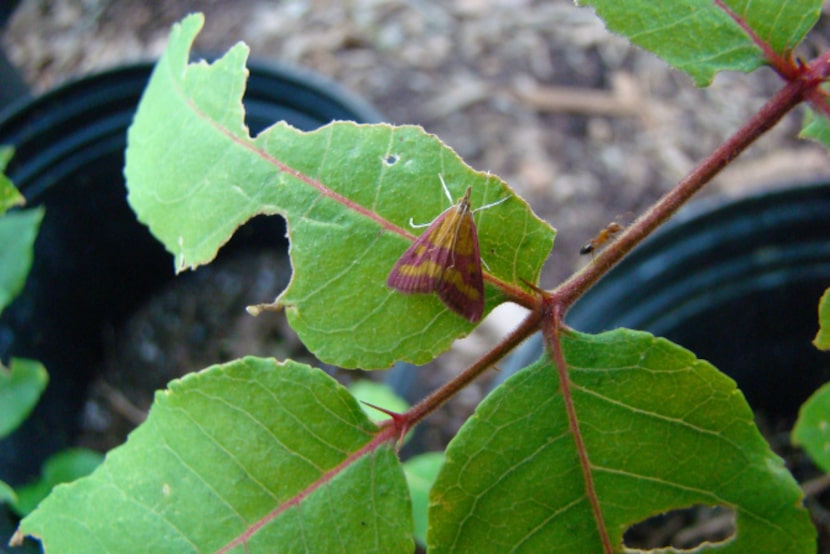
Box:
382 309 543 439
384 41 829 468
382 40 829 554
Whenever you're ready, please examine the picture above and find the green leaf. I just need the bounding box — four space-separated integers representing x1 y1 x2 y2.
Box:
12 448 104 516
0 480 16 505
814 286 830 349
800 107 830 152
428 329 814 553
578 0 821 86
792 382 830 473
0 358 48 438
125 14 555 369
349 380 437 545
18 358 413 553
0 207 44 316
0 146 25 214
403 452 444 547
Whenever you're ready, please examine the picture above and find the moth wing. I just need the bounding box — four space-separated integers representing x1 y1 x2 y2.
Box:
436 211 485 322
387 199 486 322
387 213 454 293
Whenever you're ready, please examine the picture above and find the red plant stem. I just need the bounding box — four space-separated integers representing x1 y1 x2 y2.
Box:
804 51 830 118
535 67 825 553
392 309 543 434
554 74 813 313
393 50 826 458
544 307 613 553
713 0 796 79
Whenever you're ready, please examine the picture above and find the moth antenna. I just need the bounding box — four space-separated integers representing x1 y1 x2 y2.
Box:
438 173 454 204
474 195 510 213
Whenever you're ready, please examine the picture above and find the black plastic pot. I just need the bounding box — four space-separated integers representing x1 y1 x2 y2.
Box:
0 61 382 491
503 183 830 424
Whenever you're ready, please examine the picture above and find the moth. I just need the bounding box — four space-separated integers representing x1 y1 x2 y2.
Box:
580 221 624 256
386 175 507 322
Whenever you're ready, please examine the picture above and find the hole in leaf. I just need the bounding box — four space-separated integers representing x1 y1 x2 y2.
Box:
384 154 399 165
623 505 736 550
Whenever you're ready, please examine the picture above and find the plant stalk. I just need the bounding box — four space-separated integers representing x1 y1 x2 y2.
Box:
394 309 543 434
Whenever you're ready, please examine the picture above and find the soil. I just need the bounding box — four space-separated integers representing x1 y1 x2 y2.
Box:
4 0 830 550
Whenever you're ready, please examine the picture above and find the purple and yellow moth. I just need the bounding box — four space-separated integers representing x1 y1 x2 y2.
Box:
386 175 507 322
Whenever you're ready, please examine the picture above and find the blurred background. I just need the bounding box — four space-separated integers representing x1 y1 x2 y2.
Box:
5 0 830 287
3 2 830 550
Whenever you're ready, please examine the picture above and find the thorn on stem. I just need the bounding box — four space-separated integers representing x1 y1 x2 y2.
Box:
361 401 410 450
